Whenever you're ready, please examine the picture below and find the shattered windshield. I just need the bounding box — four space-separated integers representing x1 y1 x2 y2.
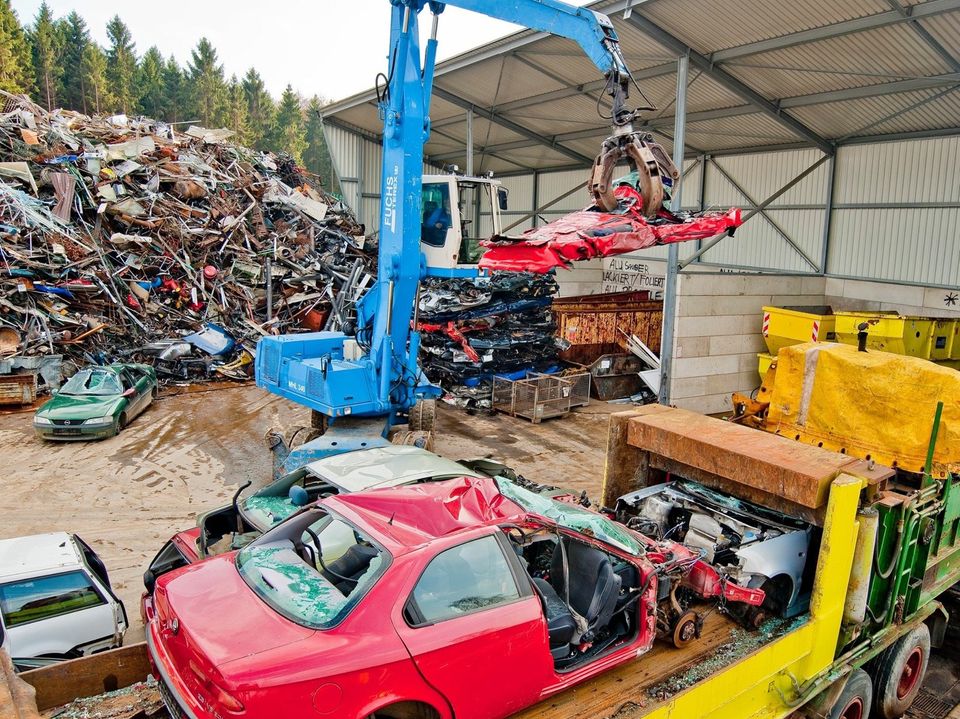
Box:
242 496 299 530
59 369 122 396
495 477 643 556
237 508 386 629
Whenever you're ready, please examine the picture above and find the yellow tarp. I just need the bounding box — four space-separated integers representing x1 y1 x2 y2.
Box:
762 342 959 477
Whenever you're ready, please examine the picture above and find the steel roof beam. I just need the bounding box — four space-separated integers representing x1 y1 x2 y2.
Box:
710 0 960 62
624 14 835 154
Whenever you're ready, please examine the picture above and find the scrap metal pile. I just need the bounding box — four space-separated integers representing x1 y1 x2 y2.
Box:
0 92 370 390
417 271 563 410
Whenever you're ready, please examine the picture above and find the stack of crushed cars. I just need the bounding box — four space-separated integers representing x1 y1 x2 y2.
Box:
417 271 563 410
0 92 372 392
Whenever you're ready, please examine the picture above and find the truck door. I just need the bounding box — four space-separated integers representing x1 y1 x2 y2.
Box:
0 570 118 659
393 532 554 719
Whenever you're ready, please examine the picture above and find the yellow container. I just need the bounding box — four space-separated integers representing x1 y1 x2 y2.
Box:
758 352 775 379
761 305 835 354
834 312 958 361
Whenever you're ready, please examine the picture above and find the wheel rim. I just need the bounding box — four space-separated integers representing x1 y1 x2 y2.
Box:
896 647 924 700
840 697 863 719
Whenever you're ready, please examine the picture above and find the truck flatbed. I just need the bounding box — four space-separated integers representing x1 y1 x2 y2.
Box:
512 612 800 719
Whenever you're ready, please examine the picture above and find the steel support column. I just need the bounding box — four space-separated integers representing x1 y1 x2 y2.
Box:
659 53 688 406
465 109 474 176
819 155 837 274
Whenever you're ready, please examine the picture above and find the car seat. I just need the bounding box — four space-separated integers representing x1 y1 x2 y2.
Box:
531 577 577 659
549 538 621 641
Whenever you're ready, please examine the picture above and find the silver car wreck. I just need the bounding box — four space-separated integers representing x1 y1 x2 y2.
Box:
615 479 815 619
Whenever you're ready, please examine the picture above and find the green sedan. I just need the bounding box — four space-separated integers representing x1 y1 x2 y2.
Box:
33 364 158 441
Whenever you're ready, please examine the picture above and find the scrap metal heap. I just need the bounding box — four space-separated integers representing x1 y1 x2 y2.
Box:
0 92 372 390
417 271 562 410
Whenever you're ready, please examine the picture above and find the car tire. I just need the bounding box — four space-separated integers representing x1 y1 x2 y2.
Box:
828 669 873 719
118 413 128 433
870 624 929 719
408 399 436 432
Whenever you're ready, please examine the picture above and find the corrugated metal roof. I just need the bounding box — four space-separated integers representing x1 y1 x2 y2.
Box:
324 0 960 172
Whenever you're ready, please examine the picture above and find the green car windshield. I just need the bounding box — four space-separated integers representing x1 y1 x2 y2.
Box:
59 369 122 396
237 508 385 629
495 477 644 556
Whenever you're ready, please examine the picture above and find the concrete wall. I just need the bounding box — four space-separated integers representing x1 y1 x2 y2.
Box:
667 273 827 415
824 277 960 318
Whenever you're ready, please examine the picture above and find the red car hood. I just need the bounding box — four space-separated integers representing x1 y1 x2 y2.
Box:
153 554 313 669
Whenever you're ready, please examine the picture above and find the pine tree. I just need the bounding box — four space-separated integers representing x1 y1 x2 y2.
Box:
187 38 227 127
137 46 165 119
81 43 110 115
241 68 274 150
0 0 33 94
29 2 62 110
58 11 90 113
162 56 185 123
303 95 337 191
225 75 251 146
105 15 137 114
271 85 307 162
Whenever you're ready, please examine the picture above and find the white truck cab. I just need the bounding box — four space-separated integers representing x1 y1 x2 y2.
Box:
0 532 127 670
419 172 508 272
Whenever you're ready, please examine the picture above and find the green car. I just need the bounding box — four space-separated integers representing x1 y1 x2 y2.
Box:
33 364 158 441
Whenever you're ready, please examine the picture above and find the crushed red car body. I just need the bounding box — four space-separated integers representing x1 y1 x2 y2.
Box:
479 185 743 273
145 477 761 719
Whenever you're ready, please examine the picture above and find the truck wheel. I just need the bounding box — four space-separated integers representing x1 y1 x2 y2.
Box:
870 623 929 719
829 669 873 719
408 400 436 432
310 410 329 434
392 430 435 451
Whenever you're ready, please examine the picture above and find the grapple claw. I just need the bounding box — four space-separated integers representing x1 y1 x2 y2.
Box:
589 132 680 217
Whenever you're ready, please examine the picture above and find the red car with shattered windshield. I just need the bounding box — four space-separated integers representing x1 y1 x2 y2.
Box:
144 476 754 719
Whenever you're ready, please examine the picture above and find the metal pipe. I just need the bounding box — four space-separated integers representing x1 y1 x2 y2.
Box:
265 258 273 323
658 52 688 405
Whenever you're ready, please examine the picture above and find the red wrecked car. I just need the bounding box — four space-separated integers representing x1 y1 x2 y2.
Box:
145 476 762 719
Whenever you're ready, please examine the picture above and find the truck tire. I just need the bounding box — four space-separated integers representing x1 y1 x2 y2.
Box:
870 623 929 719
829 669 873 719
408 400 436 432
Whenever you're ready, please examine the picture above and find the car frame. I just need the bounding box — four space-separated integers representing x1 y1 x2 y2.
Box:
33 363 158 441
144 476 769 719
0 532 128 671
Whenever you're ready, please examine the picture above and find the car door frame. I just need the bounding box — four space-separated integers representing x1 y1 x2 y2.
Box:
391 526 556 719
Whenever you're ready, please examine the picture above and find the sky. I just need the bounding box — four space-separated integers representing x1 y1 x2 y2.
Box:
10 1 590 102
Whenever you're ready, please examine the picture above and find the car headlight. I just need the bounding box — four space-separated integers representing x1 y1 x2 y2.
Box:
83 416 115 426
33 416 52 426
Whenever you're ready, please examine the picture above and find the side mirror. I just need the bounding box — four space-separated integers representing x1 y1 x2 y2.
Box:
497 187 509 211
122 388 136 397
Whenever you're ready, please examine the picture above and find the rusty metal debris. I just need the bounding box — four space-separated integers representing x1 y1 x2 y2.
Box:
0 92 372 393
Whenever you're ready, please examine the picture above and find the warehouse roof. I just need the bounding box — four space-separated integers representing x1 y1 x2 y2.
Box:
323 0 960 174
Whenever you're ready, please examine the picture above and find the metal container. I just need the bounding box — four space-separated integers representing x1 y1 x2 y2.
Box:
492 374 574 423
588 353 644 401
834 311 959 363
552 291 661 366
0 373 36 406
761 305 836 354
531 370 591 408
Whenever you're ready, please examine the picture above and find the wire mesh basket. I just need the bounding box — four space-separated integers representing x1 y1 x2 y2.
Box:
529 370 591 408
492 373 577 423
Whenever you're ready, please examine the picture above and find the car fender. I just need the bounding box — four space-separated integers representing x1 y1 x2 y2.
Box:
358 690 454 719
735 529 810 606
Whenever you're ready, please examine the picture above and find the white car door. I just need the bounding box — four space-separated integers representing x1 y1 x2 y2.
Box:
0 570 118 659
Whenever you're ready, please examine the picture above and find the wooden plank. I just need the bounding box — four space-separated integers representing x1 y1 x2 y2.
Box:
510 612 738 719
19 643 150 711
0 650 40 719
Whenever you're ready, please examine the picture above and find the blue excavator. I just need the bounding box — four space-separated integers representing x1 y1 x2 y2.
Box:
256 0 676 473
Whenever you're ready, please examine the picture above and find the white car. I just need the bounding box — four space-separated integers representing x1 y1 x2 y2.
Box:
0 532 128 671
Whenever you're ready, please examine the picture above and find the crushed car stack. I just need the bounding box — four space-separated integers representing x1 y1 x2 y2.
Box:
417 271 563 409
0 92 372 390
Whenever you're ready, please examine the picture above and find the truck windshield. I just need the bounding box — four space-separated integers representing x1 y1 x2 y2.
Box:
237 507 386 630
421 182 452 248
495 477 644 556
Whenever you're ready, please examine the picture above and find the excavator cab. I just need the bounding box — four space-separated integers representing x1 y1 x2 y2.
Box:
420 173 507 276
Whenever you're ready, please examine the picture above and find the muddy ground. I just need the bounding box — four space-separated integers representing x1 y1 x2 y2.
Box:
0 383 617 642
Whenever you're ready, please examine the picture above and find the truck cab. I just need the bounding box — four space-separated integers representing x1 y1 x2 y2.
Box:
0 532 127 671
419 173 508 273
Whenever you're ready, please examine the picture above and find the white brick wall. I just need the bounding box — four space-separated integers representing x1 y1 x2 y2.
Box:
824 277 960 318
668 273 827 415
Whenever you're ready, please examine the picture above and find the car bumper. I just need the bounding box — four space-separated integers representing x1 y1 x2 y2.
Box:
145 611 203 719
35 423 117 441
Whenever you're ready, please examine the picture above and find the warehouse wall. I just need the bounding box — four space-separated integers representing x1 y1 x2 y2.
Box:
666 273 827 415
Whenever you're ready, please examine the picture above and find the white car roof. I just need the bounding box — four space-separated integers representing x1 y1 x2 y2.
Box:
305 445 485 493
0 532 82 582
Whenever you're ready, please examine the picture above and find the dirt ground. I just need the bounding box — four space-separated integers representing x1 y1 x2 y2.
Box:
0 383 617 643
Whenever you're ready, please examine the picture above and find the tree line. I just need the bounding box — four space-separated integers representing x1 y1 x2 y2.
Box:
0 1 337 191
